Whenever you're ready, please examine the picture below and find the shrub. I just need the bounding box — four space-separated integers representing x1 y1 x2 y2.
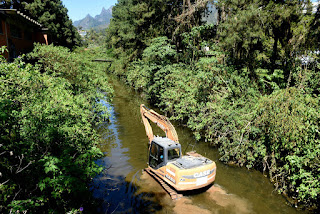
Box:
0 45 112 212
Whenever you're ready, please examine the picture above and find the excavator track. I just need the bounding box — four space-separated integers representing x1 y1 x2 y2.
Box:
144 168 183 200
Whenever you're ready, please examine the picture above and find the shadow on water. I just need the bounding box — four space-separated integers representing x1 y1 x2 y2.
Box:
92 171 162 213
179 183 214 197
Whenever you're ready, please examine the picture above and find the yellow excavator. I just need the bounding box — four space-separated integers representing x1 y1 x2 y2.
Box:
140 104 216 198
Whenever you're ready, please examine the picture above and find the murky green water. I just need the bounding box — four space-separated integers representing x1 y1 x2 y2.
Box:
92 75 309 214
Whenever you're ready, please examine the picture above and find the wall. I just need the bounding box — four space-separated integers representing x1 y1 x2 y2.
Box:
0 15 48 60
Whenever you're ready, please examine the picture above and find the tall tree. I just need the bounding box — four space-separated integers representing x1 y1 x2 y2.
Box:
217 0 267 77
107 0 208 62
24 0 81 49
308 3 320 51
263 0 312 80
216 0 312 82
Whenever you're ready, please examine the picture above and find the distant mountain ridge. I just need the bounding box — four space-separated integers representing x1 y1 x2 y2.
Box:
73 6 113 30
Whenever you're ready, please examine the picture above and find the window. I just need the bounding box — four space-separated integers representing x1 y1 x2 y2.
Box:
168 148 180 160
0 21 3 34
149 142 164 169
10 24 22 38
150 143 158 158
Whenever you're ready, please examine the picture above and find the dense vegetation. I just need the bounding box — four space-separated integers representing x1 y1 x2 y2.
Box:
0 44 112 213
0 0 81 49
83 29 108 48
106 0 320 211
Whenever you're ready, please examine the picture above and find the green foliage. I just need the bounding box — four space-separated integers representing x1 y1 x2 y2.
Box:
308 4 320 50
107 0 210 71
0 45 112 212
126 36 177 97
25 0 81 48
83 29 108 48
142 37 177 63
218 0 267 72
0 46 8 62
254 88 320 208
217 0 313 82
25 44 113 118
106 0 156 61
181 24 217 63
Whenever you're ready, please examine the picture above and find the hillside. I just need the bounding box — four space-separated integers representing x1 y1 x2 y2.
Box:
73 6 112 30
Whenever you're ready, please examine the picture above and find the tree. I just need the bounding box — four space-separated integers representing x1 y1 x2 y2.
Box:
217 0 267 77
216 0 312 82
23 0 81 49
107 0 209 63
263 0 312 81
308 3 320 51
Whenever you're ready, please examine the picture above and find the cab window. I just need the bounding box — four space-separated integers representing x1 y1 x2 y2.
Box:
168 148 180 160
149 142 164 169
150 142 158 158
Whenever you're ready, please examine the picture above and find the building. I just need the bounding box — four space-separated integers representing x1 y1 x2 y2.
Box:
78 30 87 37
0 9 50 61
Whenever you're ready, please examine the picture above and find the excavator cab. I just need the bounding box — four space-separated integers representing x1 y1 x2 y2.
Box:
149 137 182 169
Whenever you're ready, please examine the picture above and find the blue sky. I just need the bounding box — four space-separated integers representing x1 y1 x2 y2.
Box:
62 0 118 21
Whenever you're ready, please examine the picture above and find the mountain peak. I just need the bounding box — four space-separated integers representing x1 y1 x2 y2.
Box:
85 14 93 19
107 6 113 13
73 6 113 30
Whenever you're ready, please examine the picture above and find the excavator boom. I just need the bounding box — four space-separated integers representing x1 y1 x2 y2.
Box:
140 104 179 144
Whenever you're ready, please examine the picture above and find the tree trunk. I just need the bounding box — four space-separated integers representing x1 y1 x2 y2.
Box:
271 35 278 74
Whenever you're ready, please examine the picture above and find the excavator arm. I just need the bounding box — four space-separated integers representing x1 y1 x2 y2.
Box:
140 104 179 144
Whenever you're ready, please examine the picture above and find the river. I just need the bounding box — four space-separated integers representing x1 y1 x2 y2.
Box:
91 75 309 214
